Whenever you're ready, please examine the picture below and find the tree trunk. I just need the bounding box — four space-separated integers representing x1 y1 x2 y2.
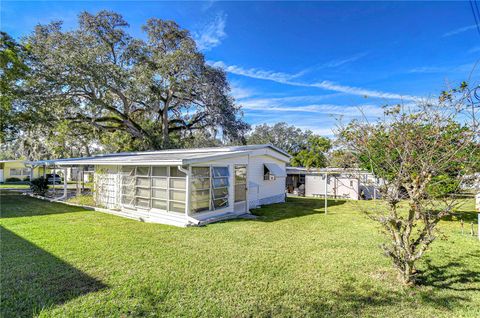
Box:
162 96 171 148
400 261 416 286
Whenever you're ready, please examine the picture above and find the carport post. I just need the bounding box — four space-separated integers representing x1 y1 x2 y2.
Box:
324 173 328 215
53 165 56 195
63 167 68 198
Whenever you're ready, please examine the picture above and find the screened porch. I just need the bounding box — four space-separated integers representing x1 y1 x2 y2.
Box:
105 164 247 216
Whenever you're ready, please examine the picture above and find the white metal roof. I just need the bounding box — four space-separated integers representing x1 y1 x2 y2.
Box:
26 144 290 166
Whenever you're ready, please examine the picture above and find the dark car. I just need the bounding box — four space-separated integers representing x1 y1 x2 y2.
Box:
45 173 63 184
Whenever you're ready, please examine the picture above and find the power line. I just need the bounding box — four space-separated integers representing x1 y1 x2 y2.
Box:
469 0 480 37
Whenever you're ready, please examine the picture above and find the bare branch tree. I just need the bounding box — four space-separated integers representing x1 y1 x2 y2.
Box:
337 84 479 285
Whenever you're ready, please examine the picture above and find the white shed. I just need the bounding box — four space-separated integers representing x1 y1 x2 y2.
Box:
286 167 381 200
28 145 290 227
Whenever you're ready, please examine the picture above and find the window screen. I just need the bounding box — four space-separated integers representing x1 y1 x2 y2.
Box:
121 166 186 213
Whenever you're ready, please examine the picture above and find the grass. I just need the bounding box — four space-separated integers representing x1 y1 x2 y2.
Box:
1 191 479 317
66 194 95 207
0 183 30 189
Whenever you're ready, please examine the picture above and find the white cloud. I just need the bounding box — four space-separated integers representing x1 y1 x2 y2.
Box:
322 52 368 68
468 46 480 54
230 82 256 100
240 98 385 117
210 60 421 101
209 60 306 83
310 81 419 101
442 24 478 37
408 66 448 73
407 63 476 74
194 13 227 51
294 126 336 136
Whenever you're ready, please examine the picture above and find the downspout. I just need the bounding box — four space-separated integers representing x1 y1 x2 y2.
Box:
178 165 199 226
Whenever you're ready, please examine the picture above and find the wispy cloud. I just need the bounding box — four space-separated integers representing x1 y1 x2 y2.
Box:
408 66 448 73
442 24 478 37
407 63 476 74
322 52 368 68
243 102 384 117
209 60 420 101
194 13 227 51
310 81 418 100
209 60 306 83
230 82 256 100
295 126 336 136
468 46 480 54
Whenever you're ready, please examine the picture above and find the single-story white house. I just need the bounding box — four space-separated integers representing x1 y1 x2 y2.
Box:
286 167 382 200
27 145 290 227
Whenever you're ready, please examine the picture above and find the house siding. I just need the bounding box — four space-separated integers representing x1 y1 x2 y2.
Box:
87 148 289 226
0 162 44 182
247 153 286 208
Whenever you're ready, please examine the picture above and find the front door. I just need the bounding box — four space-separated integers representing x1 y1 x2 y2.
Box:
234 165 247 213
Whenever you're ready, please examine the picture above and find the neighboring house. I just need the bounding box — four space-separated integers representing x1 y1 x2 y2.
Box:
0 160 45 182
286 167 381 200
27 145 290 227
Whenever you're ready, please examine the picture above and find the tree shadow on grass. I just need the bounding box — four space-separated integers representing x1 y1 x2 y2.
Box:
0 190 87 218
250 197 346 222
303 284 470 316
417 251 480 292
251 280 470 317
0 226 107 317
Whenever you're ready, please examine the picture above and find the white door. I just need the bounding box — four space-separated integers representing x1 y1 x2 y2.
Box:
234 165 247 213
0 170 3 182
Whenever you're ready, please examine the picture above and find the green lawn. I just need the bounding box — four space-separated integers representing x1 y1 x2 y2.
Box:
0 183 30 189
1 191 479 317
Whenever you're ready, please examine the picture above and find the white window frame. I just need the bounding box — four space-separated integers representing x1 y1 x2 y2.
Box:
189 164 232 214
9 168 30 176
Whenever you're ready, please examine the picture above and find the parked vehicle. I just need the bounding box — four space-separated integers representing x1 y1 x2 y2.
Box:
45 174 63 184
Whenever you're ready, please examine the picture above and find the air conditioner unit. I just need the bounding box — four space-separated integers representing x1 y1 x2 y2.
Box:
269 175 276 181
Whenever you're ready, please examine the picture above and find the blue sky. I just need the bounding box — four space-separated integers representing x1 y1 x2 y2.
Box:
2 1 479 136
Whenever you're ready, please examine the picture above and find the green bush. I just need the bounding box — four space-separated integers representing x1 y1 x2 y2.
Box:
5 177 22 182
29 177 49 196
23 176 31 181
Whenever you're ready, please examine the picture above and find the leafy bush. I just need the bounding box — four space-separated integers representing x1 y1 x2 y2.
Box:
5 177 22 182
23 176 31 181
29 177 49 196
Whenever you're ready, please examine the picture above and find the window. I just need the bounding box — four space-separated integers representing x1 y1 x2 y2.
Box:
350 180 354 187
234 165 247 203
299 175 305 184
212 167 229 210
191 167 211 213
190 166 230 213
120 166 186 213
263 165 270 180
10 168 30 176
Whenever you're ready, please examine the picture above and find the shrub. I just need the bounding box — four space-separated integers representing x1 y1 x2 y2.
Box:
30 177 49 196
5 177 22 182
23 176 31 181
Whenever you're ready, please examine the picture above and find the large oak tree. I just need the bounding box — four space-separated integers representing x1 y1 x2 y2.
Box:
22 11 248 151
